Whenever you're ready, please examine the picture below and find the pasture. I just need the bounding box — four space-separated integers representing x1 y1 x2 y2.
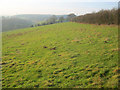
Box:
2 22 119 88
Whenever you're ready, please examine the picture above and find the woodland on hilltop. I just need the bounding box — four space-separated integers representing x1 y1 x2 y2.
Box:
71 8 119 25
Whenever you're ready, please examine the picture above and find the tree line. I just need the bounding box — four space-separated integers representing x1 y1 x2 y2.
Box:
31 13 76 27
71 8 119 25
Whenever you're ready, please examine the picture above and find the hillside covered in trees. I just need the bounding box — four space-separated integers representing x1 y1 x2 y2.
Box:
2 17 33 32
71 8 119 25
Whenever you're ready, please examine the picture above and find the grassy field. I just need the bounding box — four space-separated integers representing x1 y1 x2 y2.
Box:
2 22 119 88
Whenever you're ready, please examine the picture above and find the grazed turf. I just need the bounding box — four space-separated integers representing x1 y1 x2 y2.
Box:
2 22 119 88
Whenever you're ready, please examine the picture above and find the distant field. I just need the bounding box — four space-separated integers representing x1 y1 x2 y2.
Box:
2 22 119 88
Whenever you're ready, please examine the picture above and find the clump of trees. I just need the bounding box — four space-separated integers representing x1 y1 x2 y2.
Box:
66 13 76 21
59 16 65 23
71 8 119 25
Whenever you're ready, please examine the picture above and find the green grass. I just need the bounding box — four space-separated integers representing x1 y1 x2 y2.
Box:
2 22 119 88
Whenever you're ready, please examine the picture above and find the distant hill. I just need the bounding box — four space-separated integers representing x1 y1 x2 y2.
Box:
13 14 68 23
2 17 33 32
2 14 68 32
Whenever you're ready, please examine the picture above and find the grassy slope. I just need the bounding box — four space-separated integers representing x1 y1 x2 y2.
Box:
2 22 119 88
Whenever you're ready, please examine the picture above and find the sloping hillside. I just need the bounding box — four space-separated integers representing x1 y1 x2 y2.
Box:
2 22 119 88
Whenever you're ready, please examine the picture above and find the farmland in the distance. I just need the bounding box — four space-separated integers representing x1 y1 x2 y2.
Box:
2 22 119 88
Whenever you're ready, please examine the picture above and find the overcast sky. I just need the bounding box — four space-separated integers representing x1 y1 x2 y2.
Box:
0 0 119 16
